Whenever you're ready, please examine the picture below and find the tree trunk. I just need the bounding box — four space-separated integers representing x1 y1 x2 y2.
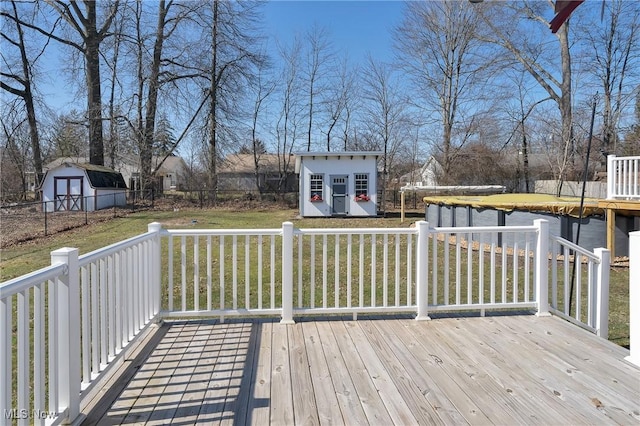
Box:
85 2 104 166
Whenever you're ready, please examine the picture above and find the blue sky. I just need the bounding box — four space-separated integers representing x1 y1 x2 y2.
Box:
263 1 405 64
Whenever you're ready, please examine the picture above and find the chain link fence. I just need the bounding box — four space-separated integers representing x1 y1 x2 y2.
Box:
0 190 154 248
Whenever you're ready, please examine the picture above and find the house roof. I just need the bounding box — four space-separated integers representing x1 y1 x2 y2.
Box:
218 154 294 174
294 151 383 173
45 155 187 175
41 162 128 189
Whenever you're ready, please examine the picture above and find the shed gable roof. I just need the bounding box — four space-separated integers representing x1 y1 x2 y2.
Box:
43 162 128 189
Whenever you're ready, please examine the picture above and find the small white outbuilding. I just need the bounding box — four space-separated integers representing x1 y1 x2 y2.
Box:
39 162 128 212
295 151 382 217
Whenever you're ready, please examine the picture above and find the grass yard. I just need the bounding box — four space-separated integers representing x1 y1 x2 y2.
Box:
0 207 630 348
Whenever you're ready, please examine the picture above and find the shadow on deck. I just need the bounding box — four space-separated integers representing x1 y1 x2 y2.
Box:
82 314 639 425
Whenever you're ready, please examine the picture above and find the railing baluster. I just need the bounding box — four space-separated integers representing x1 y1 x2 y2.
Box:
431 232 437 305
181 236 186 312
0 294 11 420
311 235 316 308
233 235 238 310
359 234 364 308
467 232 472 305
270 235 275 309
245 235 251 309
513 241 519 303
258 235 264 310
17 288 30 422
207 236 212 311
371 234 376 307
383 234 388 307
220 236 225 311
335 234 340 308
168 236 174 312
347 234 353 308
194 236 200 311
34 282 45 413
395 233 400 307
323 234 328 309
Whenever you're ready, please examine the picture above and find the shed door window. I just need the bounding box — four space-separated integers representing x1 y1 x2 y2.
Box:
310 174 323 201
355 173 368 196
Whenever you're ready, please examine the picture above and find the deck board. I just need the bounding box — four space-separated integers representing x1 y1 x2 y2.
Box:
85 315 640 425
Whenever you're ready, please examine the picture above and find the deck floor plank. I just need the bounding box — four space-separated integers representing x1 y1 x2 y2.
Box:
288 324 320 426
84 315 639 426
328 320 395 424
359 320 446 425
300 321 345 426
448 317 584 424
270 319 295 425
247 321 272 426
314 321 369 425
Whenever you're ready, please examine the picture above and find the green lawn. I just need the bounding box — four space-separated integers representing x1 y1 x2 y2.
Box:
0 207 630 348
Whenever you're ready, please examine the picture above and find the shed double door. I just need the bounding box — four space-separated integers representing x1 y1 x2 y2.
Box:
54 176 84 211
331 176 348 216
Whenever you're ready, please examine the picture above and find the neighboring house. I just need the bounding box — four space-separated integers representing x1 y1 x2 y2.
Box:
296 151 382 217
44 155 188 192
120 156 189 192
398 156 443 187
217 153 297 192
39 162 127 212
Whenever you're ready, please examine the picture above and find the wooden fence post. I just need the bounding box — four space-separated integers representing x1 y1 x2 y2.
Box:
534 219 550 317
627 231 640 367
416 221 431 321
281 222 295 324
50 247 81 423
594 248 610 339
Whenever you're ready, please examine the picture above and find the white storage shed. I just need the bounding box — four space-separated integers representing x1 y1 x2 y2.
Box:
39 162 128 212
295 151 382 217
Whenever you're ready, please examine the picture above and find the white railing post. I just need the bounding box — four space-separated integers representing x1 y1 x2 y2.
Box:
50 247 81 423
606 155 615 199
594 248 610 339
535 219 550 317
627 231 640 367
281 222 295 324
416 221 431 321
148 222 163 318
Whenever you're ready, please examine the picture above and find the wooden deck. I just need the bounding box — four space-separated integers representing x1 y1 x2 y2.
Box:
82 314 639 425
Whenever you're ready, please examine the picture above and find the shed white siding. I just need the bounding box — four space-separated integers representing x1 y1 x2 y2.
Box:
40 163 127 212
296 152 381 217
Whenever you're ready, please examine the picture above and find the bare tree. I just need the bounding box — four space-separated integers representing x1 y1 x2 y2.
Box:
395 1 492 181
361 56 410 213
579 0 640 154
1 105 33 201
0 0 47 181
249 53 275 194
474 1 576 194
323 57 354 151
41 0 121 166
192 0 264 202
275 37 303 192
303 24 333 152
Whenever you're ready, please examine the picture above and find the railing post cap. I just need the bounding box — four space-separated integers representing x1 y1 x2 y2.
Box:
148 222 163 232
51 247 79 256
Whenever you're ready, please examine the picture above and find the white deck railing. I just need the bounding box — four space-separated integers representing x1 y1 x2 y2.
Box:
549 236 610 337
607 154 640 200
0 223 161 426
1 220 613 425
